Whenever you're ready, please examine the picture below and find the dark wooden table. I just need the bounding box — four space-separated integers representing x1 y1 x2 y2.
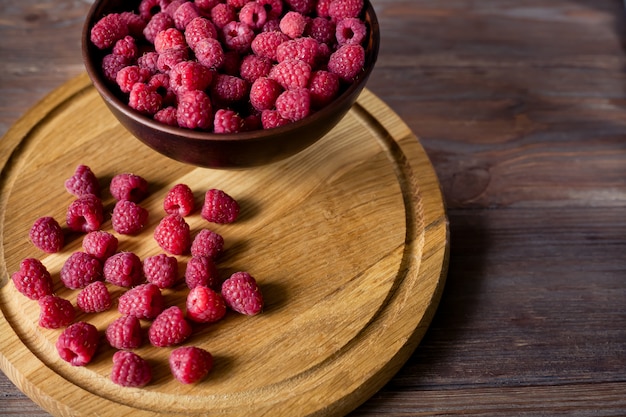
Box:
2 0 625 415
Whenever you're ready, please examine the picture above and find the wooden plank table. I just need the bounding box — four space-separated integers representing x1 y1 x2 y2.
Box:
1 0 625 415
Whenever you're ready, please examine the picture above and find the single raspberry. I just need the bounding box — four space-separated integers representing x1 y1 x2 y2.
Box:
91 13 129 50
210 74 249 107
250 77 283 111
112 200 149 235
111 351 152 388
194 37 225 70
190 228 224 259
154 214 191 255
104 251 144 287
276 37 320 67
176 90 213 130
11 258 53 300
213 109 245 133
275 88 311 121
185 17 218 51
279 11 307 39
106 315 143 350
222 21 255 54
119 12 147 38
327 43 365 82
110 173 149 202
335 17 367 46
164 0 186 17
328 0 364 21
55 322 100 366
194 0 221 13
164 183 195 217
38 295 76 329
154 106 179 126
129 82 163 115
306 16 336 45
64 164 100 198
82 230 118 261
112 35 139 59
143 253 179 288
185 256 220 290
138 51 160 74
201 189 240 224
66 195 104 233
60 252 103 290
239 2 267 30
251 31 289 61
221 271 264 315
239 54 273 83
169 346 214 384
284 0 315 14
101 53 131 83
148 306 192 347
139 0 167 20
261 109 291 129
116 65 152 93
308 70 340 108
149 73 177 106
257 0 283 20
173 1 200 30
315 0 333 17
157 47 190 72
29 216 64 253
118 283 164 320
262 18 281 32
186 285 226 323
169 60 213 94
143 12 175 44
154 27 186 53
269 59 312 90
77 281 112 313
210 3 236 29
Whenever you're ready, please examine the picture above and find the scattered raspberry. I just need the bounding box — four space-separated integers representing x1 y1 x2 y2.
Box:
190 228 224 259
308 70 340 108
148 306 192 347
154 27 186 54
276 37 320 67
221 271 264 315
176 90 213 130
38 295 75 329
269 59 311 90
328 0 364 21
104 251 144 287
173 1 200 30
210 3 236 29
213 109 245 133
143 12 175 44
222 21 255 54
169 346 214 384
29 216 64 253
169 60 213 94
327 43 365 82
91 13 129 49
201 188 240 224
118 283 164 320
77 281 112 313
275 88 311 121
101 53 131 83
128 82 163 115
60 251 103 290
116 65 152 93
261 109 291 129
251 31 289 61
186 285 226 323
111 351 153 387
185 17 218 50
66 195 104 233
64 164 100 198
163 183 195 217
106 315 143 350
185 255 220 290
143 253 179 288
210 74 249 107
239 54 273 84
239 2 268 30
112 200 149 235
112 35 139 59
110 172 149 202
154 214 191 255
336 17 367 46
194 37 225 70
55 322 100 366
11 258 53 300
250 77 283 111
82 230 118 260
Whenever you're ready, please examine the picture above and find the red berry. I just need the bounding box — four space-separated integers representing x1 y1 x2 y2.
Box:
116 65 152 93
284 0 315 14
190 228 224 259
194 37 225 70
279 11 307 39
129 82 163 115
111 351 152 387
185 256 220 290
55 322 100 366
306 16 336 45
201 188 240 224
251 31 289 61
60 252 103 290
101 53 131 83
221 271 264 316
210 74 249 106
250 77 283 112
308 70 340 108
11 258 54 300
155 27 186 53
148 306 192 347
38 295 76 329
154 214 191 255
112 200 149 235
82 230 118 260
113 35 139 59
143 12 175 44
269 58 311 90
118 283 165 320
169 346 213 384
327 43 365 82
239 2 267 30
276 37 320 67
139 0 167 20
64 164 100 198
76 281 112 313
261 109 291 129
239 54 273 84
176 90 213 130
111 173 149 202
257 0 283 20
91 13 129 49
29 216 64 253
157 47 189 72
328 0 364 21
104 252 144 287
163 183 195 217
173 1 200 30
210 3 236 29
169 60 213 94
106 315 143 350
66 195 104 233
138 51 160 74
143 253 179 288
222 21 255 54
213 109 245 133
186 285 226 323
154 106 179 126
335 17 367 46
275 88 311 121
185 16 218 50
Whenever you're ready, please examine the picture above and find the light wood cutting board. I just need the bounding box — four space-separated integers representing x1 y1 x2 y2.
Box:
0 73 449 417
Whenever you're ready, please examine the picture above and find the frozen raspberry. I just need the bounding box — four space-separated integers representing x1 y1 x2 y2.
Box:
257 0 283 20
112 200 149 235
148 306 192 347
239 54 273 83
38 295 75 329
194 37 225 70
66 195 104 233
327 43 365 82
149 73 176 106
284 0 315 14
335 17 367 46
154 27 186 53
210 3 236 28
213 109 245 133
55 322 99 366
102 53 131 83
201 189 240 224
190 229 224 259
210 74 249 106
261 109 291 129
119 12 147 38
164 183 195 217
11 258 53 300
275 88 311 121
112 35 139 59
111 351 152 387
29 216 64 253
276 37 320 66
279 11 307 39
173 1 200 30
60 251 103 290
129 82 163 115
154 106 179 126
250 77 283 111
104 252 144 287
185 17 218 50
186 285 226 323
222 21 255 54
169 346 213 384
221 272 264 315
154 214 191 255
116 65 152 93
328 0 364 21
110 173 149 202
239 2 267 30
106 315 143 349
64 164 100 198
169 61 213 94
157 47 189 72
269 59 311 90
118 283 164 320
143 12 175 44
308 70 340 108
77 281 112 313
91 13 129 50
138 51 160 74
139 0 167 20
306 16 336 45
176 90 213 130
143 253 179 288
82 230 118 260
251 31 289 61
185 256 220 290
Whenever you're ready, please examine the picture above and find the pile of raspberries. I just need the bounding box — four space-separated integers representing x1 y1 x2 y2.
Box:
90 0 369 132
11 164 263 386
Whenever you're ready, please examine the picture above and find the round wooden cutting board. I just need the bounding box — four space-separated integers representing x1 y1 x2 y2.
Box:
0 73 448 417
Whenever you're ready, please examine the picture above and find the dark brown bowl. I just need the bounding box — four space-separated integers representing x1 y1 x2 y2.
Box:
82 0 380 169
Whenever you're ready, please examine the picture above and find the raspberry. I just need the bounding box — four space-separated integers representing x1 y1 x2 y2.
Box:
102 53 131 83
221 271 264 315
239 54 273 83
154 27 187 54
148 306 192 347
335 17 367 46
143 253 179 288
185 16 218 50
213 109 245 133
157 47 189 72
173 1 200 30
275 88 311 121
239 2 268 30
250 77 283 111
261 109 291 129
118 283 165 320
327 43 365 82
185 285 226 323
111 351 153 388
210 74 249 106
328 0 364 21
112 200 149 235
64 164 100 198
139 0 167 20
154 106 179 126
164 0 186 17
112 35 139 59
169 346 214 384
257 0 283 20
279 11 307 39
143 12 175 44
29 216 64 253
66 195 104 233
269 59 311 90
164 183 195 217
262 19 281 32
284 0 315 14
149 73 177 106
91 13 129 50
226 0 248 8
76 281 112 313
38 295 75 329
110 173 149 202
106 315 143 349
154 214 191 255
194 37 225 70
190 228 224 259
116 65 152 93
316 0 333 17
251 31 289 61
185 256 220 290
82 230 118 261
276 37 320 66
138 51 160 74
55 322 99 366
169 60 213 94
176 90 213 130
210 3 236 29
120 12 147 38
222 21 255 54
201 188 240 224
306 16 336 45
308 70 340 108
129 82 163 115
195 0 221 13
104 252 144 287
11 258 53 300
60 251 103 290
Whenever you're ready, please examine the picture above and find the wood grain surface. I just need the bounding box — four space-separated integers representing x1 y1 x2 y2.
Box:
2 0 626 416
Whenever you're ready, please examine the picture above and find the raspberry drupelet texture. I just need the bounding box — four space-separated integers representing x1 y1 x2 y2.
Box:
66 194 104 233
213 109 245 133
118 283 165 320
55 321 100 366
306 16 336 45
82 230 119 261
261 109 291 129
195 0 222 13
77 281 112 313
154 106 179 126
120 12 147 38
106 314 143 350
328 0 364 21
269 59 312 90
65 164 100 198
157 47 190 72
173 1 201 30
112 200 149 235
110 172 149 202
176 90 213 130
239 54 273 84
210 3 236 29
60 251 103 290
169 60 213 94
11 258 53 300
275 88 311 121
30 216 64 254
149 72 176 106
116 65 152 93
221 271 264 316
239 2 268 30
250 77 283 111
139 0 167 21
104 251 144 287
148 306 192 347
169 346 214 384
276 37 320 67
38 295 76 329
101 53 132 83
251 31 289 61
210 74 249 107
143 253 179 288
163 183 195 217
154 27 187 53
91 13 129 50
154 214 191 255
111 351 153 387
112 35 139 60
284 0 315 14
194 37 225 70
143 12 175 44
308 70 340 108
222 21 255 54
186 285 226 323
258 0 284 20
185 255 220 290
201 189 240 224
185 16 218 50
190 228 224 259
327 43 365 82
138 51 160 74
129 82 163 115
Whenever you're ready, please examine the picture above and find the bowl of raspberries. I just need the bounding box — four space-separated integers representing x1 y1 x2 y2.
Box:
82 0 380 168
